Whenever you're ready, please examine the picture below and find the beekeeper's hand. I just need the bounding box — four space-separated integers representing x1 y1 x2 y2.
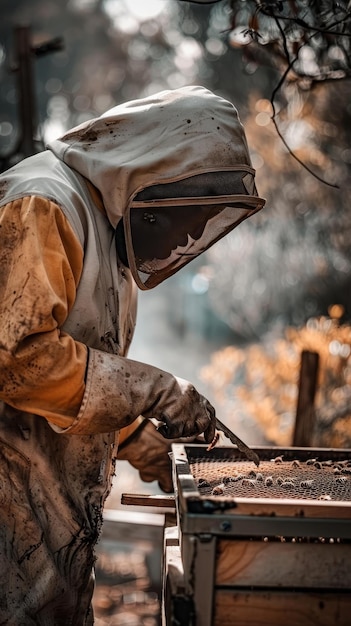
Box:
61 349 216 444
141 374 216 444
118 420 175 493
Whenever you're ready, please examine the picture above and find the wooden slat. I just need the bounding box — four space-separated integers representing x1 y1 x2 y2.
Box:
293 350 319 446
214 589 351 626
216 539 351 589
121 493 175 508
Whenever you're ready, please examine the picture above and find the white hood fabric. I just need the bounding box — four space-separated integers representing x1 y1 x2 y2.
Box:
48 85 265 288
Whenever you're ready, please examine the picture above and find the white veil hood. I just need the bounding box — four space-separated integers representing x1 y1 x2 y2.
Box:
47 86 264 229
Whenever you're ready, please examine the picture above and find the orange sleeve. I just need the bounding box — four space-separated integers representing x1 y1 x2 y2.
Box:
0 196 87 429
118 416 144 446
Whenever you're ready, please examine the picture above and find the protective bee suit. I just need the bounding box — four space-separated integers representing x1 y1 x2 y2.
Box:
0 86 264 624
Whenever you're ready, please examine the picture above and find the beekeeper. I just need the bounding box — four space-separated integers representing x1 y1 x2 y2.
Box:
0 85 264 624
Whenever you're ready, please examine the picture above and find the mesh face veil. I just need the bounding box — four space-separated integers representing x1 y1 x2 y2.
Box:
121 170 265 290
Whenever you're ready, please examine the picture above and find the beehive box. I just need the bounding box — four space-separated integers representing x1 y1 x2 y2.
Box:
163 444 351 626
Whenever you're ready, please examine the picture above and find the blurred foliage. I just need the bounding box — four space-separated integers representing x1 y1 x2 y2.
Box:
0 0 275 164
181 0 351 85
0 0 184 161
205 77 351 339
227 0 351 85
201 307 351 448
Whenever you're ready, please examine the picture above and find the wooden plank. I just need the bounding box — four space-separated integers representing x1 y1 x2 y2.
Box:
216 539 351 589
214 589 351 626
121 493 176 508
293 350 319 446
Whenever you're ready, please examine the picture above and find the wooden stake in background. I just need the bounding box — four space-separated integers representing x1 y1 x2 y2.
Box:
293 350 319 447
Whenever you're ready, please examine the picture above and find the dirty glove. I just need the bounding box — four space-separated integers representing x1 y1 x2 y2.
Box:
143 375 216 442
55 349 216 443
118 419 175 493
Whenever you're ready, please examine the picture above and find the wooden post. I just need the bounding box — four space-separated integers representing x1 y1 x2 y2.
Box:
292 350 319 447
15 25 37 159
